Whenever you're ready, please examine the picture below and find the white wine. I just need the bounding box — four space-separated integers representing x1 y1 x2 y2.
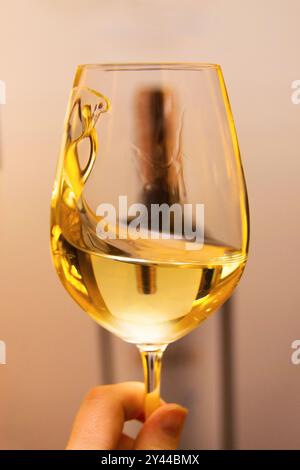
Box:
51 221 246 345
51 66 249 419
51 64 249 419
51 85 247 345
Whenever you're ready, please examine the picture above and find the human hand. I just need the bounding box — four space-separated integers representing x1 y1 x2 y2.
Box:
67 382 187 450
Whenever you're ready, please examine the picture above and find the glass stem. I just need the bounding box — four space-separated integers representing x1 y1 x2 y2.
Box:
138 345 167 419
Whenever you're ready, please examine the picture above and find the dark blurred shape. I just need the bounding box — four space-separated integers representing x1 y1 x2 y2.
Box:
133 87 186 295
134 87 186 207
221 297 235 449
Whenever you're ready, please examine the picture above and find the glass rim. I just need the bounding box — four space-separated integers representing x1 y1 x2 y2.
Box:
77 62 221 72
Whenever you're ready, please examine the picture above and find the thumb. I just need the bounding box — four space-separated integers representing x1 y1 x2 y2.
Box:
134 403 188 450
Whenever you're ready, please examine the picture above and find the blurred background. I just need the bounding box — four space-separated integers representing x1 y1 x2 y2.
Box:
0 0 300 449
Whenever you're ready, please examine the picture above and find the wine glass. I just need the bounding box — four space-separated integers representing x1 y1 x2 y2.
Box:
50 63 249 417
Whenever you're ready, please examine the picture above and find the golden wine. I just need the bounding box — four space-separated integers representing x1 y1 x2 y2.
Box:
51 224 245 345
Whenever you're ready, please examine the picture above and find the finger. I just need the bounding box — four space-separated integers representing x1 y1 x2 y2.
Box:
136 397 166 423
134 403 188 450
117 433 135 450
67 382 145 450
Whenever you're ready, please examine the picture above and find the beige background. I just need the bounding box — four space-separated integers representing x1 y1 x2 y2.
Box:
0 0 300 449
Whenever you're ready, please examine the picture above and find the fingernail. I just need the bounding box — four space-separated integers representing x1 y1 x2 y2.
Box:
159 405 188 437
